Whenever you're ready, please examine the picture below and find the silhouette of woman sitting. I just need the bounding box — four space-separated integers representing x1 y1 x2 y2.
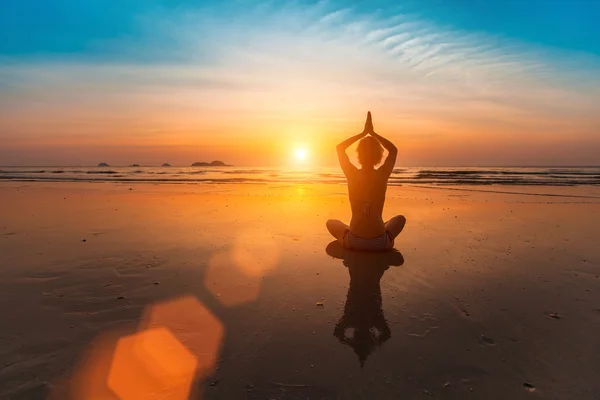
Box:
326 241 404 367
326 112 406 251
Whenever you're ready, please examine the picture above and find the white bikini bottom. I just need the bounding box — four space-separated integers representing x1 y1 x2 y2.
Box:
343 230 393 251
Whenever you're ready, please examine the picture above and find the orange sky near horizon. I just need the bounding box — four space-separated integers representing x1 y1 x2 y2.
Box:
2 100 598 166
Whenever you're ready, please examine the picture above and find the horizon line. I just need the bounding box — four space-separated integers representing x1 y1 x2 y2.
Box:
2 165 600 169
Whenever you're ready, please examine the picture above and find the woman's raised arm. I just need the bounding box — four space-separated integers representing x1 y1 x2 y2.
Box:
336 112 371 176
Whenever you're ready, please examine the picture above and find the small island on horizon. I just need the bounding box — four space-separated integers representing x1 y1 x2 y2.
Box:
94 161 231 167
191 160 232 167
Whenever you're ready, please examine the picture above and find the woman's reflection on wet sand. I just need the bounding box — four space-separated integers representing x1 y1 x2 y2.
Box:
326 241 404 367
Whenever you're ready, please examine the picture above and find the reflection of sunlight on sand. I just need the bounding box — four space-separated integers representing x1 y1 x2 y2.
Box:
59 296 223 400
205 229 281 306
52 230 282 398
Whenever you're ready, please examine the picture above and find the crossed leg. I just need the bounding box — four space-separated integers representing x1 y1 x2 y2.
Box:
385 215 406 240
327 216 406 247
326 219 349 245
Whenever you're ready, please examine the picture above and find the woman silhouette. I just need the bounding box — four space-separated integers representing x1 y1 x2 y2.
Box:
326 112 406 251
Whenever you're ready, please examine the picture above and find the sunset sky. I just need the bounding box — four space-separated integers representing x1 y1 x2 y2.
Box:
1 0 599 166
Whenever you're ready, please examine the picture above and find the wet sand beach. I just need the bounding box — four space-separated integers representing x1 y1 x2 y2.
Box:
1 182 600 399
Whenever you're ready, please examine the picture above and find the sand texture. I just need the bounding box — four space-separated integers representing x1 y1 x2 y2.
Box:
1 182 600 399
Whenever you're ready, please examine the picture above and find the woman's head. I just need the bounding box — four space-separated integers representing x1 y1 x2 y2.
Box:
357 136 383 167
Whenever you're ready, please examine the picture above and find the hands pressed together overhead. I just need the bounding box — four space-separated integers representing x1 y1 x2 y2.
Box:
336 110 397 176
361 111 375 136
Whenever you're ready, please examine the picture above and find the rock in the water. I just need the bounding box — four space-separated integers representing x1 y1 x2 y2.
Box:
97 162 110 167
191 160 231 167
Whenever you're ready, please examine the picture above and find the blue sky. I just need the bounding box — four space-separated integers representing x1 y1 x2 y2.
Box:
1 0 599 166
2 0 599 57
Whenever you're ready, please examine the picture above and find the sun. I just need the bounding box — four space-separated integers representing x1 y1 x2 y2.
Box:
294 148 308 161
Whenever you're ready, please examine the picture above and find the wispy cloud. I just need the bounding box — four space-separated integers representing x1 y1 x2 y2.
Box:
1 0 599 165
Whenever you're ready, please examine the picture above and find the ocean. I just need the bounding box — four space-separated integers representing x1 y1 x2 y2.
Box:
1 166 599 186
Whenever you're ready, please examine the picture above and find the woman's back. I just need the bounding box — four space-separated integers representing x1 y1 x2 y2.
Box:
347 168 388 238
